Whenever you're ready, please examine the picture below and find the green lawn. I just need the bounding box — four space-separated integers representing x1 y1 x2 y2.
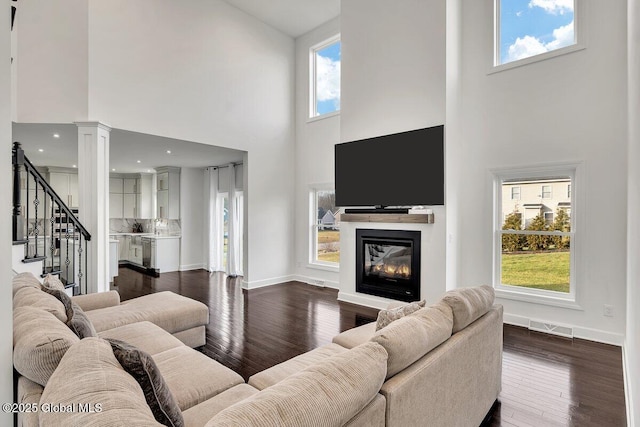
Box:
501 251 570 293
317 230 340 263
318 252 340 263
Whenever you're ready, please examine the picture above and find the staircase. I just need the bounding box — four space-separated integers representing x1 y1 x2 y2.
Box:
12 142 91 295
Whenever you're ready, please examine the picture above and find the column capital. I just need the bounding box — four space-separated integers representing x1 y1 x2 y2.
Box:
74 121 112 132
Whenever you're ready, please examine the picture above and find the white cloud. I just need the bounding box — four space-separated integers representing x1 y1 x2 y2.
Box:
505 20 574 62
528 0 573 15
316 55 340 102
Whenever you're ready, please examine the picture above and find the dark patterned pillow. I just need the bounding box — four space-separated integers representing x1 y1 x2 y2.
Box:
41 283 97 339
107 339 184 427
375 300 426 331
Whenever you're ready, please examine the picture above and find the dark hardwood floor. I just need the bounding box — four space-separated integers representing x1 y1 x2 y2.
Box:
112 268 627 426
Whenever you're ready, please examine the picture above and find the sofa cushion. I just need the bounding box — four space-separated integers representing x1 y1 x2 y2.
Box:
13 307 80 386
12 272 41 297
72 290 121 311
108 339 184 427
332 322 377 349
371 301 453 378
39 337 163 426
441 285 495 333
182 384 259 427
207 342 388 427
99 321 184 355
375 300 426 331
248 343 348 390
16 376 43 427
153 346 244 411
86 291 209 334
13 286 67 323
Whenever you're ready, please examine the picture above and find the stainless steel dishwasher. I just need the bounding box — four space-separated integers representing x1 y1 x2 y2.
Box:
142 237 152 267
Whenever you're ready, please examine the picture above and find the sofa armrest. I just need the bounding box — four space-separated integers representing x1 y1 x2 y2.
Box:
71 291 120 311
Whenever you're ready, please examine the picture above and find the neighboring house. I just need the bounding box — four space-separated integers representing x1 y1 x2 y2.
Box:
319 210 336 229
502 178 571 227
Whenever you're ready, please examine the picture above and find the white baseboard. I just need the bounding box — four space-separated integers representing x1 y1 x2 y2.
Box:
179 263 205 272
241 275 296 290
292 275 339 290
503 312 624 346
623 342 635 427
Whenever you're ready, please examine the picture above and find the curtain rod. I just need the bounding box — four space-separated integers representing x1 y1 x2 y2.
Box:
209 162 243 170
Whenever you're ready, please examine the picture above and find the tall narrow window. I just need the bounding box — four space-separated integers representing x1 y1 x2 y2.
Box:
495 168 576 302
310 35 341 118
495 0 578 67
310 188 340 267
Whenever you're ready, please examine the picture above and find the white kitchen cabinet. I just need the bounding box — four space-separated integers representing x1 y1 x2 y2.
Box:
155 167 180 219
49 170 79 208
129 235 143 265
110 178 123 194
116 235 129 261
123 193 137 218
110 193 123 218
123 178 138 194
153 237 180 272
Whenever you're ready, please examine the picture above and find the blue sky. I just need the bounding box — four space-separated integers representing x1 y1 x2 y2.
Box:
315 41 341 115
500 0 574 64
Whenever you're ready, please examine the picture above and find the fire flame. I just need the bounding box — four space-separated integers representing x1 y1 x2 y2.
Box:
372 262 411 278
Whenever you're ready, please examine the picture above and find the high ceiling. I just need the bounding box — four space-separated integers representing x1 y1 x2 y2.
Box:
222 0 340 38
13 123 245 173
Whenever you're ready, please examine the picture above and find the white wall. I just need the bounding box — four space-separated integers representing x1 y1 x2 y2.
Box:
1 0 15 422
626 0 639 423
338 0 447 303
180 167 205 271
15 0 297 288
449 0 628 344
293 17 342 288
16 0 88 122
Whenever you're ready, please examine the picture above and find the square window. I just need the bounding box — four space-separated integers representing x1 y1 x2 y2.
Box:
496 0 577 66
542 185 552 199
511 186 521 200
310 36 341 118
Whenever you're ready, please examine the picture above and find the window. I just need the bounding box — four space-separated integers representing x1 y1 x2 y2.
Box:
541 185 552 199
511 186 521 200
310 188 340 268
310 35 341 118
495 0 580 68
495 166 576 303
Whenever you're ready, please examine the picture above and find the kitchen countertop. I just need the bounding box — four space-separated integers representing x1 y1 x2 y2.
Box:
109 233 181 239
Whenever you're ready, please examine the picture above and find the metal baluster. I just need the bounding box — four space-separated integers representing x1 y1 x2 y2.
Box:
49 201 55 276
33 180 39 258
65 213 70 285
78 238 83 295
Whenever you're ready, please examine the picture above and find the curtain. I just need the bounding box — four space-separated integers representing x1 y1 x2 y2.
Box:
206 168 222 272
227 164 242 276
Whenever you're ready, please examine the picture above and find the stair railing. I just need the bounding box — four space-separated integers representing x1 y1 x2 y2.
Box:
12 142 91 295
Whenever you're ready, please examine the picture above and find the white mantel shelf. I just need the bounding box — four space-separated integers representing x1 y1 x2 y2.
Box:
340 213 432 224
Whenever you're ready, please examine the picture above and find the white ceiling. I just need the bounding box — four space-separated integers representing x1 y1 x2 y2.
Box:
12 123 245 173
222 0 340 38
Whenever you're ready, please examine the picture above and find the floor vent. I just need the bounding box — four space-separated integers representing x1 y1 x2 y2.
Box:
528 320 574 338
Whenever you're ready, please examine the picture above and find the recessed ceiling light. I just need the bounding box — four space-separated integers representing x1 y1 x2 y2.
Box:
38 148 44 152
166 150 172 154
53 133 60 138
137 160 141 163
147 169 151 173
72 165 77 168
112 168 116 172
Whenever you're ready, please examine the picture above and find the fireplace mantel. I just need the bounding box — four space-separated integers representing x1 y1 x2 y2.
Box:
340 213 433 224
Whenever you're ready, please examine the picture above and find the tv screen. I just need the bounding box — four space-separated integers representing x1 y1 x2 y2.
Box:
335 125 444 207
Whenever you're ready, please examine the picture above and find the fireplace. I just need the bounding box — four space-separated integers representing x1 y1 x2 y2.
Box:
356 229 421 302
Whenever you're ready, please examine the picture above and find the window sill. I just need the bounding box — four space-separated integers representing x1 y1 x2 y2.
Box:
307 262 339 273
489 43 586 75
307 110 340 124
495 287 583 311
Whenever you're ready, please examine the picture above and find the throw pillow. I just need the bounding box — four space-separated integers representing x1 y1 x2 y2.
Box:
43 274 66 291
107 338 184 427
375 300 426 331
41 283 97 339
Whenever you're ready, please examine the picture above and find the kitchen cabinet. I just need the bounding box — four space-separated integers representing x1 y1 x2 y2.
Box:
123 194 137 218
110 178 123 194
156 167 180 219
110 193 123 218
123 178 137 194
49 170 79 208
129 235 143 265
110 174 154 219
142 236 180 272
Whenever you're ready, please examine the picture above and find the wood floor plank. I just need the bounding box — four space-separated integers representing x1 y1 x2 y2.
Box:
113 268 627 426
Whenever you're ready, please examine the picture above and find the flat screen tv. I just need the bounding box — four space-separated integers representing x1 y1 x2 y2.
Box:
335 125 444 208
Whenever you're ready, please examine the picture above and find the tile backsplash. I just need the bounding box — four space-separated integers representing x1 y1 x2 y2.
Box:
109 218 181 236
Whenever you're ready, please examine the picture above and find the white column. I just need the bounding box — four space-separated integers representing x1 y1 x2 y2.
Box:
76 122 111 293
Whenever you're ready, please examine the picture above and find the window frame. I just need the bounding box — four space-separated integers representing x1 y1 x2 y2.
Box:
492 0 586 73
309 34 341 121
309 185 340 272
492 163 582 309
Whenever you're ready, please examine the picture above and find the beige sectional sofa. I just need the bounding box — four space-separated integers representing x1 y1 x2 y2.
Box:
12 272 503 426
